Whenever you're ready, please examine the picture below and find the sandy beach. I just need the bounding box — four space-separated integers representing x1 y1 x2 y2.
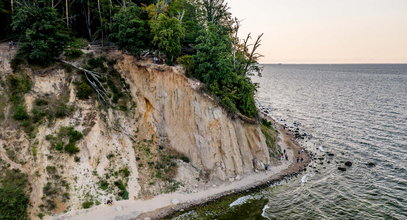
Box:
53 114 310 220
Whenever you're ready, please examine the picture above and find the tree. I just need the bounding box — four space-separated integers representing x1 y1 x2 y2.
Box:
169 0 201 47
12 4 69 65
150 13 185 64
200 0 232 27
109 4 149 55
192 23 257 117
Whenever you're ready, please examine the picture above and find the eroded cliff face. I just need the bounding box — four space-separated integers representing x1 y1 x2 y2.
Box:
115 54 270 181
0 50 271 219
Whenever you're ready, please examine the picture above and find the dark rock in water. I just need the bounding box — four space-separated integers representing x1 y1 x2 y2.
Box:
345 161 352 167
319 162 324 165
327 152 335 157
338 167 347 171
318 157 324 161
264 110 269 114
327 161 331 164
367 162 376 167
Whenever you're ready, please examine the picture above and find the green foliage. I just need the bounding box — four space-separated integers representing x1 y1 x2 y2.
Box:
110 4 149 55
150 14 185 64
46 126 83 155
64 143 80 154
176 55 194 75
12 4 69 65
261 122 281 158
75 81 94 100
192 23 257 117
180 155 190 163
68 38 89 49
0 169 29 220
13 104 29 121
168 0 200 46
82 201 94 209
65 49 84 60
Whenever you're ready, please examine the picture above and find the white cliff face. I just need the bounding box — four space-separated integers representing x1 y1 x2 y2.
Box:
115 54 271 181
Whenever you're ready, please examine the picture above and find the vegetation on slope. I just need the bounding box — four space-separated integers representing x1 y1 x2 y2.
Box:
0 169 30 220
3 0 263 118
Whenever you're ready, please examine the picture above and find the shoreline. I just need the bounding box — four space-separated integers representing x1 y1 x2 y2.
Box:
139 113 311 219
54 114 310 220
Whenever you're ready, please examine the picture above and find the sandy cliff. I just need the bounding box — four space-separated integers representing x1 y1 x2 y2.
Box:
0 49 273 219
115 54 271 181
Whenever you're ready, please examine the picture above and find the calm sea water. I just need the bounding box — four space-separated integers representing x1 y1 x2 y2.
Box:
173 64 407 219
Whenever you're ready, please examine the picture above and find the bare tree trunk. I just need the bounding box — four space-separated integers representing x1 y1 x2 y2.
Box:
86 0 92 39
11 0 13 13
233 18 240 69
65 0 69 27
97 0 104 46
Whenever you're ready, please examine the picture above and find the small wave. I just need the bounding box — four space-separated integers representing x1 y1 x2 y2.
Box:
301 173 314 183
319 146 325 152
261 205 270 218
229 195 259 207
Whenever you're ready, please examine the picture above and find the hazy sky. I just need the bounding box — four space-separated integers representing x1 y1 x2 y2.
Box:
228 0 407 64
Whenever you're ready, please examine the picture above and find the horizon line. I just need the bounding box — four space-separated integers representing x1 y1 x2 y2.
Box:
260 62 407 65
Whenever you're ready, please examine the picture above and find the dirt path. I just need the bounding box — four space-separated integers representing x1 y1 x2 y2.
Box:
53 115 310 220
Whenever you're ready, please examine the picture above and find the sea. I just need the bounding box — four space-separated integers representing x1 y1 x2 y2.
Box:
172 64 407 219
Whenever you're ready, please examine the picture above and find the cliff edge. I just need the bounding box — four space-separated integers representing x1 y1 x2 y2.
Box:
0 48 279 219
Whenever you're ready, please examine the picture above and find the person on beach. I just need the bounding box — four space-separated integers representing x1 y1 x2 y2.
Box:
8 41 12 51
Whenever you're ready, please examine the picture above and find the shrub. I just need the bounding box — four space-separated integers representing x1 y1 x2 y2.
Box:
99 181 109 190
0 169 29 220
176 55 194 75
54 101 73 118
68 38 88 49
64 143 80 155
65 49 83 59
13 104 29 121
180 155 190 163
35 98 48 106
82 201 93 209
76 81 93 100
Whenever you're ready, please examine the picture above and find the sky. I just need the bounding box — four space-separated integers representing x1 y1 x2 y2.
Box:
228 0 407 64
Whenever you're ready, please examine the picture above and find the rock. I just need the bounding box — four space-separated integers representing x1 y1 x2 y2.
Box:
367 162 376 167
253 159 266 171
318 157 324 161
338 167 346 171
171 198 180 205
344 161 352 167
327 152 335 156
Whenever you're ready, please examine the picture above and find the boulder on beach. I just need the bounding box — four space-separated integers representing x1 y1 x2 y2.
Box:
367 162 376 167
338 167 347 171
344 161 352 167
253 159 266 171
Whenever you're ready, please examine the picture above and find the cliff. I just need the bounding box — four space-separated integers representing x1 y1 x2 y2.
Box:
0 49 275 219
